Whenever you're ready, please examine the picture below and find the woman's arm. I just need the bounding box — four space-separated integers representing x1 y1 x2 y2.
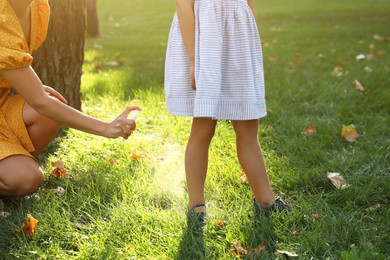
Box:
175 0 196 90
1 66 140 139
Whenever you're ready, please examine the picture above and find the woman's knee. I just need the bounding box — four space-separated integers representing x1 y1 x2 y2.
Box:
23 103 60 131
12 168 44 196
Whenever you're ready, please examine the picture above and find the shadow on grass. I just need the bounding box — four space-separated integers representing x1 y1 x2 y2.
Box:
37 127 69 165
176 219 206 260
243 213 278 259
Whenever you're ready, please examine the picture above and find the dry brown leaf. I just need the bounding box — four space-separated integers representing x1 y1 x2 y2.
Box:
293 230 299 236
229 240 248 257
267 55 277 62
331 66 343 77
355 54 366 61
108 157 116 165
275 249 298 257
302 125 316 136
0 199 4 209
0 211 10 218
377 50 385 56
240 171 249 184
365 203 381 212
327 172 349 189
50 159 67 177
106 61 120 67
249 243 267 255
352 79 365 92
341 125 359 142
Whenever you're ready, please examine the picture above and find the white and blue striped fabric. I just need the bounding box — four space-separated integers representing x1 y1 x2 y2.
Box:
164 0 266 120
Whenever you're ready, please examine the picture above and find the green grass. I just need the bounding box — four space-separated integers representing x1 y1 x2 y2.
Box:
1 0 389 259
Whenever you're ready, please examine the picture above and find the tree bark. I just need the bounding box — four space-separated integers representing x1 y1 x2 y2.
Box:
32 0 86 110
86 0 99 37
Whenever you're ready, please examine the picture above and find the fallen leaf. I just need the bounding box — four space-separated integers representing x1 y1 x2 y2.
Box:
355 54 366 61
377 50 385 56
50 159 67 177
108 157 116 165
229 240 247 257
364 66 373 73
317 53 325 59
275 249 298 257
240 171 249 184
54 186 65 196
14 214 38 237
341 125 359 142
302 125 316 136
0 211 10 218
267 55 277 62
365 203 380 212
352 79 365 92
214 220 228 227
331 66 343 77
94 63 102 71
106 61 120 67
249 243 267 255
293 230 299 236
131 149 151 160
327 172 349 189
0 199 4 209
368 44 375 55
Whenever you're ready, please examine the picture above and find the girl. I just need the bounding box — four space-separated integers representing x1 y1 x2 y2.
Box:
164 0 290 222
0 0 140 197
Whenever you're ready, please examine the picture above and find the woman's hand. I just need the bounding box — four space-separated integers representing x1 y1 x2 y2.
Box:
105 106 142 139
43 85 68 104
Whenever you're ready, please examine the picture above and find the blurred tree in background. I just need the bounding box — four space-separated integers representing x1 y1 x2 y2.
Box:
33 0 86 110
86 0 99 37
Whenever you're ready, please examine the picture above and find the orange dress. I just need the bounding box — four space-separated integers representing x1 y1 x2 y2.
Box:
0 0 50 160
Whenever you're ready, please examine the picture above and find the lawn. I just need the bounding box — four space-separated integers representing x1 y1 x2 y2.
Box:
1 0 389 259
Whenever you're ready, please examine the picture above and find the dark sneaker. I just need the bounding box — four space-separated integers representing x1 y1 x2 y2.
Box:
254 197 291 215
187 203 206 229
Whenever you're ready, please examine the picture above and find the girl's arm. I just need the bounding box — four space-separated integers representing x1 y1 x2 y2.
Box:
247 0 259 23
175 0 196 90
1 66 140 139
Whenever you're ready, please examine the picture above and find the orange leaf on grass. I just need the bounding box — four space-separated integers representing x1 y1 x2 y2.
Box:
341 125 359 142
215 220 228 227
14 214 38 237
50 159 67 177
131 148 151 160
229 239 248 257
302 125 316 136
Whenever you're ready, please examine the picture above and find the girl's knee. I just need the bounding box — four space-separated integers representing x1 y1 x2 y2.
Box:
14 169 44 196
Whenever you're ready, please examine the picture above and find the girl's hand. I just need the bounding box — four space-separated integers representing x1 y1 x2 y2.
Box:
190 62 196 90
43 85 68 104
105 106 142 139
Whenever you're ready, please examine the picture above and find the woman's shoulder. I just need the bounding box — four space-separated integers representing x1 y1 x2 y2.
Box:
30 0 50 51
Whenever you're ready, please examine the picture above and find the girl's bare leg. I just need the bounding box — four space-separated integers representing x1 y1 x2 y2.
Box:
0 156 43 196
232 120 275 207
23 101 60 158
185 118 217 212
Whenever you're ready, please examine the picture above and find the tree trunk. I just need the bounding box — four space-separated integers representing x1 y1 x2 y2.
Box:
86 0 99 37
32 0 86 110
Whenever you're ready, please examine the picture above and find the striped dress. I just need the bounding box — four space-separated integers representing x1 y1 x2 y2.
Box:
164 0 266 120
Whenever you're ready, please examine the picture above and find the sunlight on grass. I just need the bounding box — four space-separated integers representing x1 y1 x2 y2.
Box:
1 0 389 259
